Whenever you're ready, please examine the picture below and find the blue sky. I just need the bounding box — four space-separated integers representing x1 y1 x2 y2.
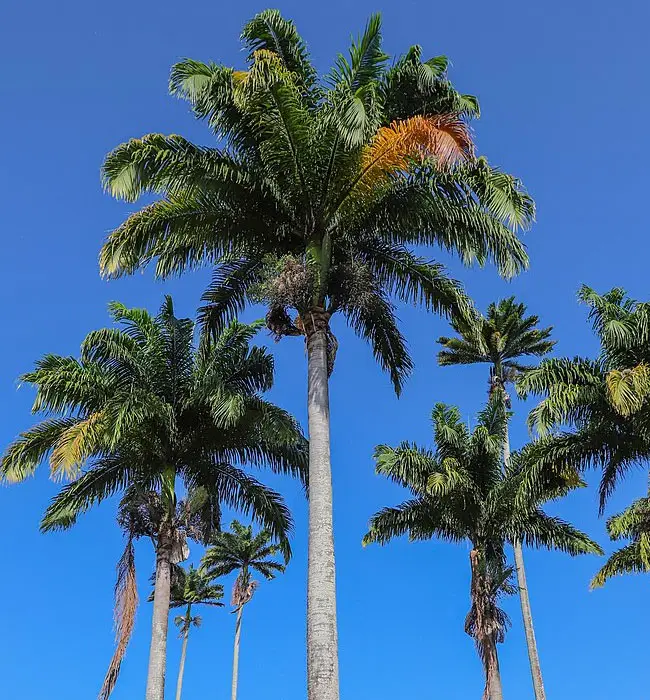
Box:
1 0 649 698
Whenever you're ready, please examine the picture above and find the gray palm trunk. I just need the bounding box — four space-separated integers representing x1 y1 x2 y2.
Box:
503 429 546 700
485 639 504 700
146 536 173 700
231 604 244 700
175 605 191 700
306 327 340 700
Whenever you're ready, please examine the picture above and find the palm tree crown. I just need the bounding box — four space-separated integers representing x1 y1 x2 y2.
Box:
438 296 555 402
518 286 650 509
363 401 598 562
99 10 534 391
202 519 286 607
1 298 307 541
170 564 225 611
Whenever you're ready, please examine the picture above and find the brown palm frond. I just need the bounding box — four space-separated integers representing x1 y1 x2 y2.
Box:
359 114 473 189
98 534 138 700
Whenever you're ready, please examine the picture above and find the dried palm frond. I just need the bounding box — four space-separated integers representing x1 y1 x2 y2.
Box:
359 114 473 190
98 534 138 700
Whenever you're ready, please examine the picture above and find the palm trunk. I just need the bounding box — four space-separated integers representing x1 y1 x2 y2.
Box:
146 533 173 700
305 322 340 700
231 604 244 700
503 429 546 700
469 550 503 700
175 605 191 700
484 638 504 700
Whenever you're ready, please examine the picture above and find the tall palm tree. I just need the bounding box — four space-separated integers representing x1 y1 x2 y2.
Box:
518 286 650 511
1 299 307 700
363 401 601 699
168 565 224 700
201 520 286 700
437 297 554 699
98 13 533 700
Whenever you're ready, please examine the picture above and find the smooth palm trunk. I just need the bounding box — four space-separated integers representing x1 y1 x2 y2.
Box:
231 605 244 700
146 537 172 700
306 325 340 700
175 606 191 700
503 430 546 700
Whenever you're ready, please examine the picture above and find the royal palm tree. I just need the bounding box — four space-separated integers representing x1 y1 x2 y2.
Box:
201 520 285 700
518 286 650 510
168 565 224 700
98 13 533 700
1 299 307 700
363 401 601 699
437 297 554 699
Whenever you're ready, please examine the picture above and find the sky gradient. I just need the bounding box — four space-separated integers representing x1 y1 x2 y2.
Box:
1 0 649 698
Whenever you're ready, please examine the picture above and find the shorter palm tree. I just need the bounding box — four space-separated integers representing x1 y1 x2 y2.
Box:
1 299 307 700
591 491 650 589
363 401 601 699
201 520 286 700
168 565 224 700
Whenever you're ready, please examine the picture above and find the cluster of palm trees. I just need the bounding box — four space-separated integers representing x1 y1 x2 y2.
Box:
2 9 649 700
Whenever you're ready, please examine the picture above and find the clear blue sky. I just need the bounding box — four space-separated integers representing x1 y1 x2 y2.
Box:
1 0 649 698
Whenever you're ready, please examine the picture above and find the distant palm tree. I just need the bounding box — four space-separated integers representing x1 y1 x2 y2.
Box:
98 11 534 700
168 565 224 700
201 520 286 700
591 492 650 588
438 297 554 699
364 401 601 699
1 300 307 700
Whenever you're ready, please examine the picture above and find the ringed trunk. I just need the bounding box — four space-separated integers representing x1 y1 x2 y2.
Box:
231 604 244 700
503 429 546 700
175 606 191 700
146 532 173 700
305 315 340 700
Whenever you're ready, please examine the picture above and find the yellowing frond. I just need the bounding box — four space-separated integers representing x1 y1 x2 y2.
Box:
606 363 650 416
49 412 105 481
359 115 473 190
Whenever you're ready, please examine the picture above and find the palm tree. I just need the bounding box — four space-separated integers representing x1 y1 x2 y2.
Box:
201 520 286 700
437 297 554 699
363 401 601 699
1 299 307 700
98 13 534 700
518 286 650 510
168 565 224 700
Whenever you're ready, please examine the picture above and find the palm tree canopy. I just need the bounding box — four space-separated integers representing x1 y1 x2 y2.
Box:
363 400 601 561
168 565 225 608
1 298 308 545
591 493 650 588
99 10 534 393
518 286 650 509
438 296 555 390
202 519 287 582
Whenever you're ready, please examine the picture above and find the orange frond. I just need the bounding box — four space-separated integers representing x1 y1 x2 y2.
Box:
360 115 474 189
